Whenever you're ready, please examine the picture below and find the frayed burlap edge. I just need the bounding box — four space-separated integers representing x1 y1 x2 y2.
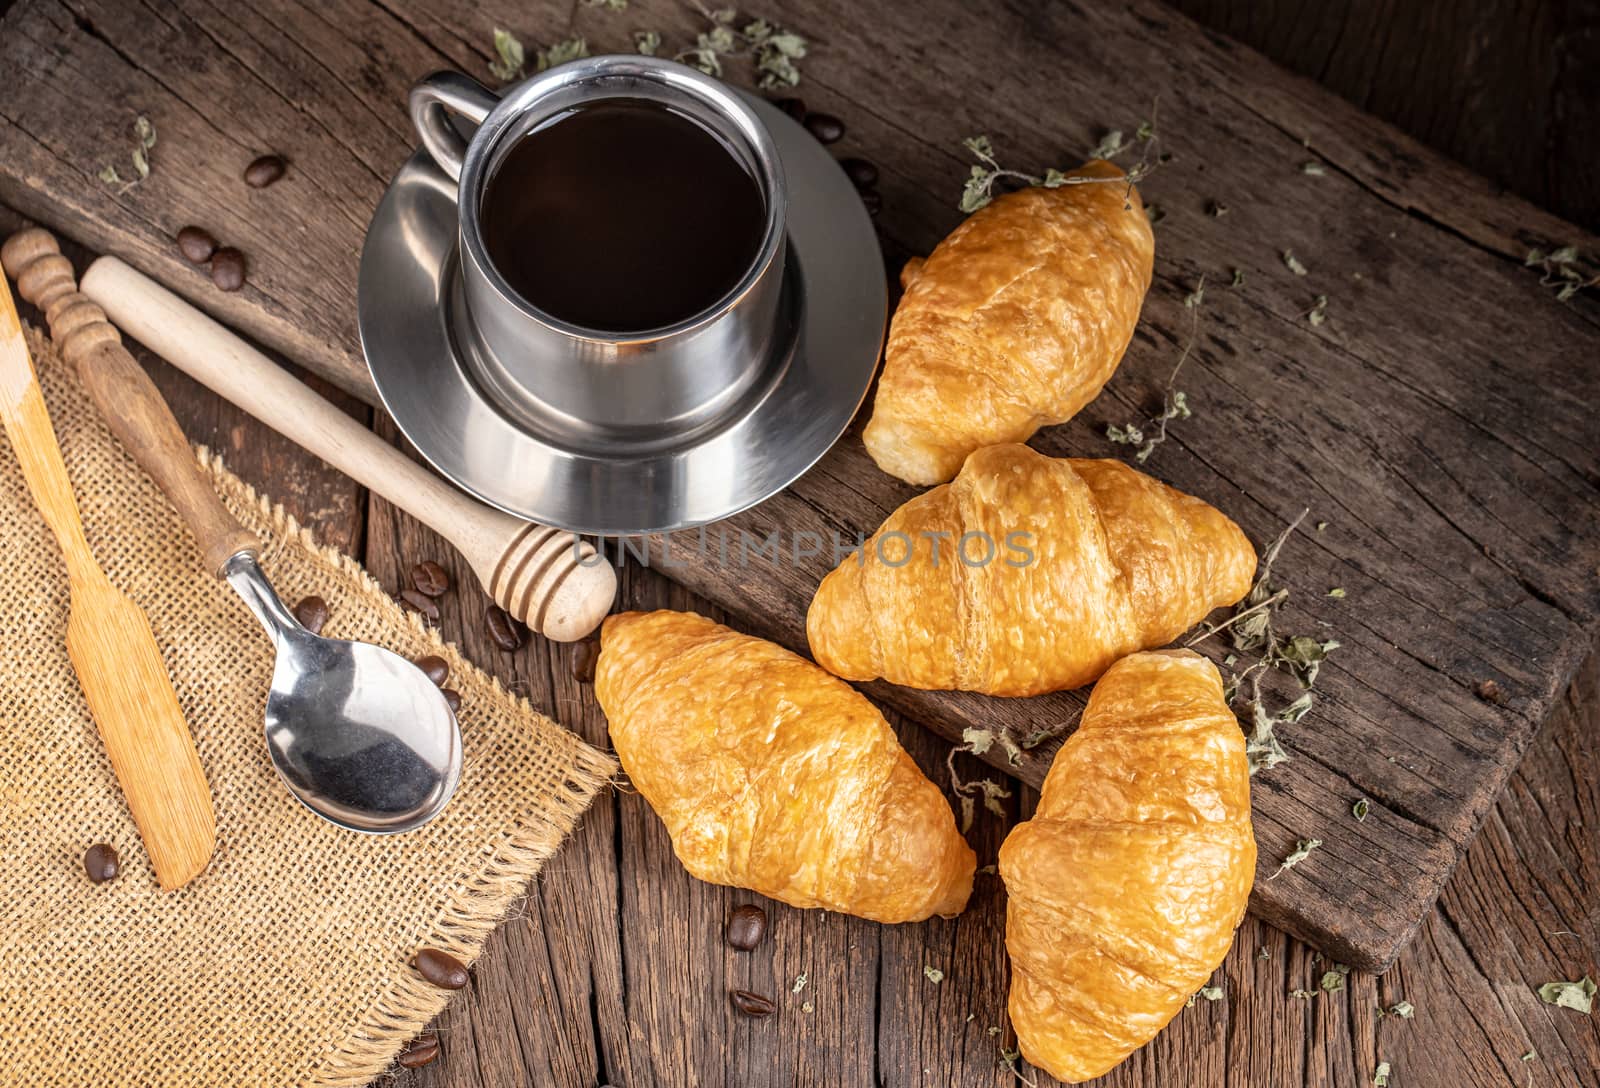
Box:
192 446 620 1087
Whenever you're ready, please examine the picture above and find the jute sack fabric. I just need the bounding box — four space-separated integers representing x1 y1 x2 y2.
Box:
0 326 618 1087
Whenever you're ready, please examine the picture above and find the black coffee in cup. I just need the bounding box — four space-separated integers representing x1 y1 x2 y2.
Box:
479 98 768 332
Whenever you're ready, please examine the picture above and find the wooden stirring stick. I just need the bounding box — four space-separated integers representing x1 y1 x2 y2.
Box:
0 252 214 890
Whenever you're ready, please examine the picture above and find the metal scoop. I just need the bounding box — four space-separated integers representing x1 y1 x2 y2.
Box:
224 554 461 831
4 227 461 833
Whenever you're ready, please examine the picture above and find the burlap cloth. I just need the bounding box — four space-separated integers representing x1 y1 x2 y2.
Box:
0 326 618 1086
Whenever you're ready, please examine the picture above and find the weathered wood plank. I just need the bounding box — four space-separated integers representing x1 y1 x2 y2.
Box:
3 0 1597 974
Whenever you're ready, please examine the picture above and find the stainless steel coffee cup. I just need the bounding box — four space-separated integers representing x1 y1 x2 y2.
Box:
408 57 788 434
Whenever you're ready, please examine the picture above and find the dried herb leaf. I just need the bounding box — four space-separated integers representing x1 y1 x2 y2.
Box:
1521 1050 1537 1062
1389 999 1414 1019
1269 837 1321 879
1320 963 1350 992
956 109 1160 214
1197 985 1224 1001
1308 294 1329 326
1301 160 1325 176
792 972 808 994
1536 976 1596 1014
1105 278 1201 465
581 0 628 8
1088 129 1128 159
1353 798 1370 821
1230 267 1246 288
1258 948 1272 960
962 727 996 756
1374 1060 1391 1087
633 29 662 55
923 965 945 984
1327 587 1346 599
537 36 590 72
1208 200 1229 217
1290 988 1316 999
1283 250 1309 276
801 1000 814 1013
97 164 122 185
489 28 526 81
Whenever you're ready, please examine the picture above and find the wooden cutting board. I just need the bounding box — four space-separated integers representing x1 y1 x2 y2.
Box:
3 0 1597 972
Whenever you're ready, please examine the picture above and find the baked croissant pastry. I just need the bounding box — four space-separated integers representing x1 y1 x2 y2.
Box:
595 610 975 922
862 160 1155 485
999 650 1256 1083
808 444 1255 696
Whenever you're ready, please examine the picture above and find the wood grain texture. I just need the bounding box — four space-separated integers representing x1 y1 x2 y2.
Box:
1 0 1596 973
1 2 1597 1084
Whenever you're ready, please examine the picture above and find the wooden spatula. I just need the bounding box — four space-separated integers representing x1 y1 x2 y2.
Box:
0 264 213 890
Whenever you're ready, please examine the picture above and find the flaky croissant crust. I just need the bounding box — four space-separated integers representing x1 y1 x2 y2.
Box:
807 445 1256 696
863 160 1155 485
1000 651 1256 1083
595 610 975 923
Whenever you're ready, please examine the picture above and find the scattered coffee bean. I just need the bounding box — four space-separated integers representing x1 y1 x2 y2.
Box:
175 225 218 265
572 637 600 684
413 947 469 990
772 96 806 122
485 604 524 651
398 588 441 624
726 904 767 951
839 157 878 189
409 560 451 598
859 188 882 217
243 153 287 188
440 688 461 714
396 1031 440 1069
293 595 328 635
803 112 845 144
730 989 776 1018
414 654 449 687
83 843 120 883
211 247 247 292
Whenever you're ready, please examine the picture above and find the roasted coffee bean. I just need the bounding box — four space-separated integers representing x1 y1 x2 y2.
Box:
413 947 469 990
571 637 599 683
803 112 845 144
485 604 524 651
859 188 882 217
83 843 120 883
175 225 218 265
293 595 328 635
772 96 806 122
211 247 247 291
440 688 461 714
839 157 878 189
398 589 441 624
730 990 776 1017
410 560 451 598
726 904 767 951
414 654 449 687
396 1031 440 1069
244 154 287 188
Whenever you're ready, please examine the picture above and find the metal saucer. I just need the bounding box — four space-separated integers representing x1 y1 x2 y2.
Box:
358 93 886 535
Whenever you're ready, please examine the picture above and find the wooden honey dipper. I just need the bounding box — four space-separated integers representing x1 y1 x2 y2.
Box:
2 229 616 642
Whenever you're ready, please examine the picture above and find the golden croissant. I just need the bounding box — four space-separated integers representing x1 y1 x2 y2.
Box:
999 650 1256 1082
807 444 1256 696
595 610 975 922
862 160 1155 485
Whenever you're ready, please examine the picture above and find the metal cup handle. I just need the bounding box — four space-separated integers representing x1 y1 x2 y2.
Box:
408 71 499 184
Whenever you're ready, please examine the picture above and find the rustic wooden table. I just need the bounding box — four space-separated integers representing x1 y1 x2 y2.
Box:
3 1 1596 1085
